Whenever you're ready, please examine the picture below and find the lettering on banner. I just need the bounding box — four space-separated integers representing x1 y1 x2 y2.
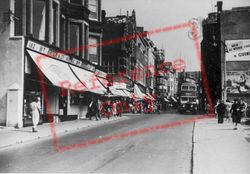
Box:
26 40 94 71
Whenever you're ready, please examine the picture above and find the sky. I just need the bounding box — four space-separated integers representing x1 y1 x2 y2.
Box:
102 0 250 71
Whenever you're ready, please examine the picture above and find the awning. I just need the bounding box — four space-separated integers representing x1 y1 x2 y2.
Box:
69 65 107 95
27 50 82 91
134 84 147 100
164 98 170 102
146 93 156 101
122 90 132 98
171 96 178 102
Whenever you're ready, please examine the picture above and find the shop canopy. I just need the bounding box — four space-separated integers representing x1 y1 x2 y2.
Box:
28 50 106 95
164 98 170 102
69 65 107 95
171 96 178 102
146 93 156 101
122 89 132 98
27 50 81 91
133 84 147 100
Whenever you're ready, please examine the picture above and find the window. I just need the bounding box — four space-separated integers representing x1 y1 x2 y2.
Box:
189 98 196 102
69 22 82 56
88 0 98 20
52 1 59 46
181 85 189 90
103 60 115 74
33 0 46 40
181 97 188 102
84 24 89 59
60 16 67 50
189 86 196 91
89 36 99 65
70 0 83 5
10 0 23 36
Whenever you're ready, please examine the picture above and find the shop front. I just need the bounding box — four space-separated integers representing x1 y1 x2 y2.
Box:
24 39 107 126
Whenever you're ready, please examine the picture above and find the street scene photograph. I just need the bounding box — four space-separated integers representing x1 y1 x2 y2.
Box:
0 0 250 173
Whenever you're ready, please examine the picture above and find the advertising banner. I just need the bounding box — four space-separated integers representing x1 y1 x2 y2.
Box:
225 39 250 61
226 71 250 94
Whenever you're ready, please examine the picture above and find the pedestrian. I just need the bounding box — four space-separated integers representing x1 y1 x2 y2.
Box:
230 99 240 129
116 100 122 117
224 99 231 122
216 99 226 124
30 97 41 132
113 100 117 117
88 97 100 121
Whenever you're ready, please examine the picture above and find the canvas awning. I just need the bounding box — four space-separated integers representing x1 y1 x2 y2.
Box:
164 98 170 102
146 93 156 101
27 50 82 91
133 84 147 100
171 96 177 102
122 89 132 98
69 65 107 95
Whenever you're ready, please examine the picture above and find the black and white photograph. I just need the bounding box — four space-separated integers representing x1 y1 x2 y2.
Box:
0 0 250 173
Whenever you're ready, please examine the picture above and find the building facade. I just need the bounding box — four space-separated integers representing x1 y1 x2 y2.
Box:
0 0 106 127
102 10 154 99
202 1 250 105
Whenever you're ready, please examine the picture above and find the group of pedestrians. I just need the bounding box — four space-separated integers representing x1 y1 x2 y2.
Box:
87 97 123 121
216 98 247 129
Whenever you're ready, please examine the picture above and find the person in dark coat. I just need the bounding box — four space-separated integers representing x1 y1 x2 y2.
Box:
216 100 226 124
88 97 100 121
230 99 240 129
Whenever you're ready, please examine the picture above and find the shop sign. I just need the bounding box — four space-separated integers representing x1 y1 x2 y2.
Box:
225 39 250 61
226 71 250 94
95 69 107 78
26 40 95 72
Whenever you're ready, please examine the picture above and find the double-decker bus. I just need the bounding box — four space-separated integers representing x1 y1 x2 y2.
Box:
178 82 199 114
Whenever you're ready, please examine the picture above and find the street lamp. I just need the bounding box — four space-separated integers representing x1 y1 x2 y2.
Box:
212 35 228 101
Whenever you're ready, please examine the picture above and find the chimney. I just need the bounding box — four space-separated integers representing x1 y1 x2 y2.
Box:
217 1 223 13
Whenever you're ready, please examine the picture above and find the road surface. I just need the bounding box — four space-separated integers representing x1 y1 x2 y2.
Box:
0 112 196 173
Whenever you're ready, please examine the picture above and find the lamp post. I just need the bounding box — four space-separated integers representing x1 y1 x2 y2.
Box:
212 35 228 101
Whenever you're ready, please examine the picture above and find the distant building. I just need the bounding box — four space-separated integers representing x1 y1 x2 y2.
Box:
102 10 155 97
154 49 177 109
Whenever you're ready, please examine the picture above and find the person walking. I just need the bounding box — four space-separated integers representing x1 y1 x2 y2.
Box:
216 100 226 124
116 100 122 117
230 99 240 129
30 97 41 132
88 98 100 121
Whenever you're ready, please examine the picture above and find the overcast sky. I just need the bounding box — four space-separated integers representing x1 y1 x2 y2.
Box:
102 0 250 71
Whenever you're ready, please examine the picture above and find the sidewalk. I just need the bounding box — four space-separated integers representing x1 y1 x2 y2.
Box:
193 118 250 174
0 116 130 149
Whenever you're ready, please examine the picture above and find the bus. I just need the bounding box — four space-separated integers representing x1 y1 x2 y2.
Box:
178 82 199 114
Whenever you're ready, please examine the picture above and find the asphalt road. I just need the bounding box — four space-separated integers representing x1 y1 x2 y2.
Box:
0 112 196 173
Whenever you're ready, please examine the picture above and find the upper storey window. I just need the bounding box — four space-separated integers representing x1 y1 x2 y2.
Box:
70 0 83 5
88 0 98 20
10 0 23 37
33 0 47 40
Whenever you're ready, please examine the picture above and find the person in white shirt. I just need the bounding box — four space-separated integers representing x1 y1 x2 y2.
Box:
30 97 41 132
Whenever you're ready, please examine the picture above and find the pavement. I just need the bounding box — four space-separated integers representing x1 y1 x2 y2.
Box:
0 115 131 149
193 117 250 174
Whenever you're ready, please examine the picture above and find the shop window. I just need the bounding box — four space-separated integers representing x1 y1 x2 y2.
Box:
52 1 59 46
10 0 23 36
88 0 98 20
69 22 82 56
89 36 99 65
33 0 47 40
